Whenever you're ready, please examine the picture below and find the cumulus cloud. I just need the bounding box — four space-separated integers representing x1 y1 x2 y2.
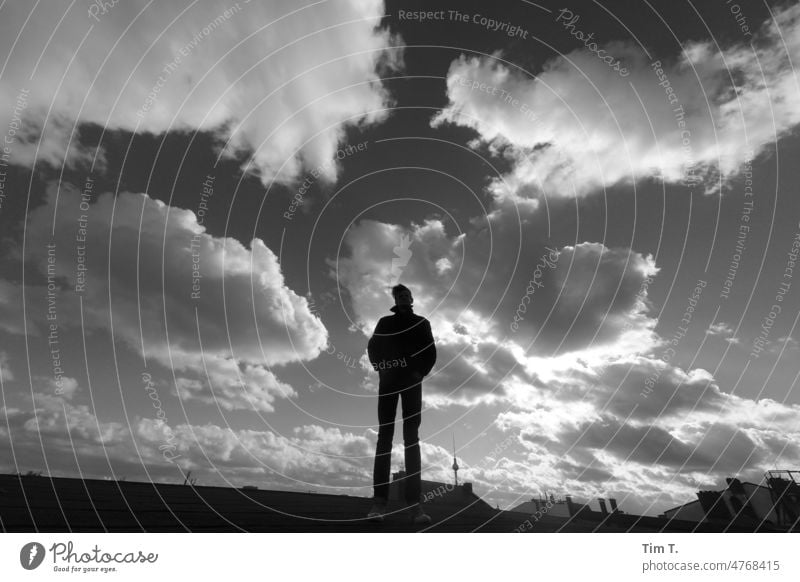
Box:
770 335 800 354
17 181 327 412
45 376 80 400
332 218 465 333
1 382 457 496
706 321 740 344
335 214 661 361
333 213 662 402
494 352 800 514
29 391 127 446
333 216 800 511
0 0 399 184
133 419 461 492
511 242 661 355
329 212 800 514
423 341 519 408
174 355 296 413
432 3 800 198
0 385 131 474
0 379 382 491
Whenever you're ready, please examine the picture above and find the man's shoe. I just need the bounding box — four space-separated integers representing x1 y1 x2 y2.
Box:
408 504 432 525
367 498 387 522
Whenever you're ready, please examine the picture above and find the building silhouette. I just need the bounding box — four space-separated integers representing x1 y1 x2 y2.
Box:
660 471 800 530
2 470 791 532
388 470 493 511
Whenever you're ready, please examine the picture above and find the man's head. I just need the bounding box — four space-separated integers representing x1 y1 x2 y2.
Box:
391 284 413 307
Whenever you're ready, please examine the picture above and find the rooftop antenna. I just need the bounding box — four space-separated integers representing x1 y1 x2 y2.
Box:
451 433 459 487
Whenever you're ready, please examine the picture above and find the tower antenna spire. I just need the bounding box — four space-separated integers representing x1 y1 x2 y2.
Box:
451 433 459 487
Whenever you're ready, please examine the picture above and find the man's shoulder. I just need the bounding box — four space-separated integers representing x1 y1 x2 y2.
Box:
377 311 430 325
374 314 396 329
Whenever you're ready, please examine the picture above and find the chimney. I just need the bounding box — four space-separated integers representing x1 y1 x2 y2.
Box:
462 482 473 495
609 498 618 513
565 495 575 516
598 498 608 516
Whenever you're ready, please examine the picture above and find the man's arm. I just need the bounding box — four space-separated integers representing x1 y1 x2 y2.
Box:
418 319 437 377
367 318 386 367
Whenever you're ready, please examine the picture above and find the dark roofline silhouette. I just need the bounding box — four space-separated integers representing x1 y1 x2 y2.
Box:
2 472 793 533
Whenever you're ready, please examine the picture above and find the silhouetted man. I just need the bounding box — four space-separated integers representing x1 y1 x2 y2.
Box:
366 284 436 524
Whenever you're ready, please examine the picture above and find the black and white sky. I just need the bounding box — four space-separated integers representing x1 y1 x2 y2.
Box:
1 0 799 516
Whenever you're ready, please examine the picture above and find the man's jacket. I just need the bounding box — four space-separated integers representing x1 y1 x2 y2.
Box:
367 305 436 383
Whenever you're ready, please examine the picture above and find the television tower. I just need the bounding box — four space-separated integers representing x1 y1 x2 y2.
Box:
451 434 459 487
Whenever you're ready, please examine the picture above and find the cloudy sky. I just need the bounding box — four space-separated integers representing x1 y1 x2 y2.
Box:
1 0 799 516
